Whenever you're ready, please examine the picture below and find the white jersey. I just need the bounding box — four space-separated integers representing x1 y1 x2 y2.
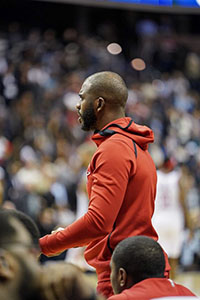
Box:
152 169 184 258
154 169 182 214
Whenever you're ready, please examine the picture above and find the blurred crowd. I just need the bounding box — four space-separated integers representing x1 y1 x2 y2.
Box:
0 18 200 269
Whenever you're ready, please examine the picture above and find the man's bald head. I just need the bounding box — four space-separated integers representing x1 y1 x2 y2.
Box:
83 71 128 109
77 71 128 131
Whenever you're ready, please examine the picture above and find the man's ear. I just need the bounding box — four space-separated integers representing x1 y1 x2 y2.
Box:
118 267 127 289
95 97 105 112
0 251 15 281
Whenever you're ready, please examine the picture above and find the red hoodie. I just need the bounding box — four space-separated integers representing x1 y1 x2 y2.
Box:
39 117 170 296
108 278 196 299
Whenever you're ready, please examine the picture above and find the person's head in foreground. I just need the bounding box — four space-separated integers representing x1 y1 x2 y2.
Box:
76 71 128 132
0 208 40 256
110 236 166 295
41 261 105 300
0 210 41 300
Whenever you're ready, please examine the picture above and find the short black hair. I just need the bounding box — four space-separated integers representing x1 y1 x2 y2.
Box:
112 236 165 284
0 209 40 247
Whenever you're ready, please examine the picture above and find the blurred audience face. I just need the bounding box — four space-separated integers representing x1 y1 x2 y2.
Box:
0 215 41 300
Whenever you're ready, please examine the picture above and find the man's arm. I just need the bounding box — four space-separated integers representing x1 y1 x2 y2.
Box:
39 139 135 256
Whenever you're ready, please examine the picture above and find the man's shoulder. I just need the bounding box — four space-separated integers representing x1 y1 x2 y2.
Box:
133 278 196 297
152 297 199 300
174 281 196 295
108 292 128 300
108 279 197 300
99 133 135 153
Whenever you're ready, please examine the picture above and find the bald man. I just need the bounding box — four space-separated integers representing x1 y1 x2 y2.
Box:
40 71 170 298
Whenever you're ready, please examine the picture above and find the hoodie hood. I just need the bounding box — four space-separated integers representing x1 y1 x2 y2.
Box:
92 117 154 150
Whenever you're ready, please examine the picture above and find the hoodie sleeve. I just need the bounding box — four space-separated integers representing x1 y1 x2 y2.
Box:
39 137 136 256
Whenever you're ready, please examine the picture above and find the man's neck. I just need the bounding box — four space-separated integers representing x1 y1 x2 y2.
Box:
96 110 126 131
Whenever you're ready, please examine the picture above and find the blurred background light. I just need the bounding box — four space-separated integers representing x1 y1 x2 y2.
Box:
131 58 146 71
107 43 122 55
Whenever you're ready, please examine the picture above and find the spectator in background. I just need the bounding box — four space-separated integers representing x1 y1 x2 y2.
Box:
108 236 197 300
152 157 188 279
